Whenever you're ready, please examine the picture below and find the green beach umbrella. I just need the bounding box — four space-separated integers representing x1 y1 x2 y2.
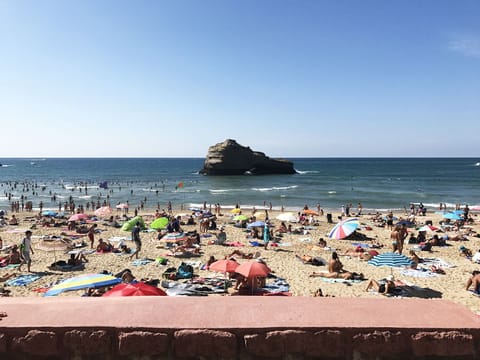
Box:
233 214 249 221
150 217 169 230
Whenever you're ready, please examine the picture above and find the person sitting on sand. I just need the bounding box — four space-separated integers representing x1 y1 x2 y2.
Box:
466 270 480 294
204 255 217 270
8 215 18 226
309 252 356 280
67 252 88 266
313 288 334 297
214 227 227 245
0 245 22 267
365 275 397 295
276 222 288 234
408 250 422 269
317 238 327 247
460 245 473 258
121 269 137 284
96 238 113 253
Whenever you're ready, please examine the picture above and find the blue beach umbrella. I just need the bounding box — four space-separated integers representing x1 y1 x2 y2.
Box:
368 252 413 268
443 212 463 221
42 210 58 217
247 221 265 228
44 273 121 297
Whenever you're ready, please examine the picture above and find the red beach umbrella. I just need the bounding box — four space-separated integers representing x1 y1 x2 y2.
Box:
235 261 271 278
94 206 113 218
102 282 167 297
68 213 89 222
209 259 239 273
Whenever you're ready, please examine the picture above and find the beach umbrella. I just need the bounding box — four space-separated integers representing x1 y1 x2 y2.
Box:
209 259 239 273
443 212 463 221
368 252 413 268
94 206 112 218
328 218 360 240
68 213 89 222
44 273 121 297
383 215 398 221
396 220 415 227
230 208 242 214
42 210 58 217
233 214 249 221
470 206 480 211
276 212 297 222
161 232 188 244
121 216 145 231
116 203 129 209
303 209 319 216
417 225 439 233
235 261 271 278
35 239 70 252
102 282 167 297
150 217 169 230
247 221 265 228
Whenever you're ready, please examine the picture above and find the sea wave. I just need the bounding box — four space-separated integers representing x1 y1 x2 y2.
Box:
251 186 298 192
295 170 319 174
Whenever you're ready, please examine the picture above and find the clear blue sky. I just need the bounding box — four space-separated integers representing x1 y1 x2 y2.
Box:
1 0 479 157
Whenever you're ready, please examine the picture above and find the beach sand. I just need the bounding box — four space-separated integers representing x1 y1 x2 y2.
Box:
1 208 479 314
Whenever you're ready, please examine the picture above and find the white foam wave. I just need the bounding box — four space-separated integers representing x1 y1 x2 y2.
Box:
327 191 337 194
77 195 92 199
251 186 298 192
295 170 319 174
0 164 13 167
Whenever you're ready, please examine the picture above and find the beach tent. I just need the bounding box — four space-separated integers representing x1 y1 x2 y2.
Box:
276 212 297 222
150 217 169 230
121 216 146 231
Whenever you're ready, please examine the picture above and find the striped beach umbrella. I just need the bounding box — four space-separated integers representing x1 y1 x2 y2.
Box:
44 273 121 296
161 232 188 244
328 218 360 239
368 252 413 268
94 206 113 218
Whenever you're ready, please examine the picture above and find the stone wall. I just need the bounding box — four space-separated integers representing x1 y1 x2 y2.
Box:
1 297 479 359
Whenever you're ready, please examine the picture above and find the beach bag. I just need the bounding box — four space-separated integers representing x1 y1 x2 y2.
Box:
162 267 177 280
176 263 194 279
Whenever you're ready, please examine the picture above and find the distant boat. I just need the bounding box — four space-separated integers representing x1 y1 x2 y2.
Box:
30 162 36 165
475 162 480 166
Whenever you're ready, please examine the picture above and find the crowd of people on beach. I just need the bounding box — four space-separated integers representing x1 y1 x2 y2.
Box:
0 194 479 306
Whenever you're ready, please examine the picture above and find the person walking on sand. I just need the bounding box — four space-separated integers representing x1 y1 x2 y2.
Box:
87 223 97 249
263 223 270 250
19 230 34 272
130 222 142 259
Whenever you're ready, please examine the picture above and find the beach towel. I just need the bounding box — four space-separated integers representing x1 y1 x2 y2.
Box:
6 274 41 286
299 238 312 243
131 258 154 266
420 258 456 269
320 278 363 284
224 241 244 247
400 268 439 278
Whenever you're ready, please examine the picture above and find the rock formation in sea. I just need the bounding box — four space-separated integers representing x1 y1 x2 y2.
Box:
199 139 296 175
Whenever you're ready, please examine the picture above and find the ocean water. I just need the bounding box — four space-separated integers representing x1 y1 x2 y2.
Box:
0 158 479 213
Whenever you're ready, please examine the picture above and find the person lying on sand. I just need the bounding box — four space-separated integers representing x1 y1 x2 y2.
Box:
296 254 326 266
309 252 361 280
365 275 397 295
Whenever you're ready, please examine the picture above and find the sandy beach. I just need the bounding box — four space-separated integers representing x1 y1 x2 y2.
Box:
1 206 479 314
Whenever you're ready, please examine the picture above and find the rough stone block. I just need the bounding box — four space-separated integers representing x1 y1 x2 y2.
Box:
352 330 408 357
11 330 58 356
244 330 309 357
174 329 236 358
64 329 110 355
305 330 344 358
118 331 169 356
0 333 5 353
411 331 474 357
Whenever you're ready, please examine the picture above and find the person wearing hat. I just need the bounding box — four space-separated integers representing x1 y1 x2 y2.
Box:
365 275 397 295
